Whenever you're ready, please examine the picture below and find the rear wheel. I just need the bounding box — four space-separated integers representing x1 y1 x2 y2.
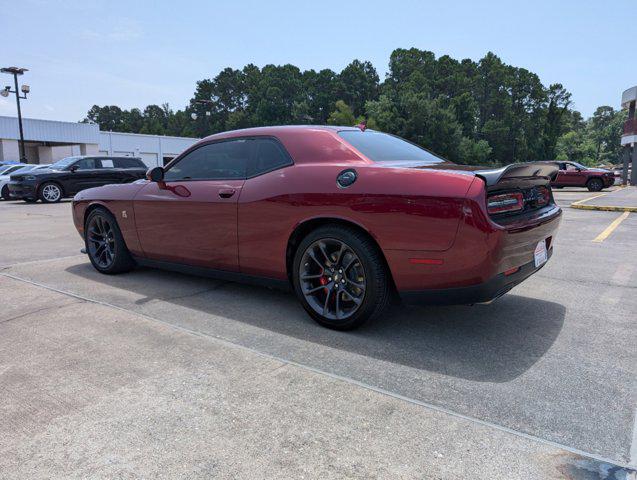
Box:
39 182 63 203
1 185 9 200
292 225 390 330
85 208 135 274
587 178 603 192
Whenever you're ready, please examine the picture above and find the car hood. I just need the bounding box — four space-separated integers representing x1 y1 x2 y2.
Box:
23 168 60 176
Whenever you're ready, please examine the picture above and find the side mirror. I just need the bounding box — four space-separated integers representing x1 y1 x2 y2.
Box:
69 164 79 172
147 166 164 182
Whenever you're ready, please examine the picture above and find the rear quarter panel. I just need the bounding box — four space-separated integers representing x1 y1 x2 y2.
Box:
238 163 475 279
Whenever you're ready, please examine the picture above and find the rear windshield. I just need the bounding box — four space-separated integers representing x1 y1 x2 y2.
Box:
338 130 446 164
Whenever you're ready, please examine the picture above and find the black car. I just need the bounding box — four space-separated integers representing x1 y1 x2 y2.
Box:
8 156 147 203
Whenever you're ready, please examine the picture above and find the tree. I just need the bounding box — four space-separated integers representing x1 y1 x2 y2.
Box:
337 60 379 116
81 48 623 167
327 100 358 126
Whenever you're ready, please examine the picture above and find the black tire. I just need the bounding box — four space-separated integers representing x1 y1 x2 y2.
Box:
1 185 9 200
587 178 604 192
292 225 390 330
38 182 63 203
85 208 136 274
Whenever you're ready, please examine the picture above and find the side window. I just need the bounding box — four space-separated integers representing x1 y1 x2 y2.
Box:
74 158 97 170
164 139 251 181
99 159 115 168
565 163 577 171
247 138 292 177
114 158 145 168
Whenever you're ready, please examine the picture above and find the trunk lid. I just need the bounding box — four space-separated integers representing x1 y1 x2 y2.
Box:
396 161 560 220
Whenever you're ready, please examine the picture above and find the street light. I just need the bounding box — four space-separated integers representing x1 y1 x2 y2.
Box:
1 66 30 163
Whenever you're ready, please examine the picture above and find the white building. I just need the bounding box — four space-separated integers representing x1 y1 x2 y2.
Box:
0 116 199 167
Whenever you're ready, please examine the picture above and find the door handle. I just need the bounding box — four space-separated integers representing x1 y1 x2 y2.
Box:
218 188 236 198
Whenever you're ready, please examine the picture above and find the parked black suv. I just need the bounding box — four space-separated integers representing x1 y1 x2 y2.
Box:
8 156 147 203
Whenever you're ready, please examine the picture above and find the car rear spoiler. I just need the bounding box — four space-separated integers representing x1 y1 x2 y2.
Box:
474 163 559 187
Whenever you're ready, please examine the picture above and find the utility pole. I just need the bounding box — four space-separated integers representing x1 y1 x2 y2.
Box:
1 67 30 163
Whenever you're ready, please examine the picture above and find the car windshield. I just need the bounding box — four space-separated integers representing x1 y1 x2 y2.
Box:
49 156 81 170
569 162 587 170
338 130 447 165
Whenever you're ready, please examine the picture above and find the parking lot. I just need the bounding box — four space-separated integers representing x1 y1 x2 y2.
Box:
1 189 636 478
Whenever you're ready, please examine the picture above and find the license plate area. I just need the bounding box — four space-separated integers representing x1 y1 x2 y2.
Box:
534 239 548 268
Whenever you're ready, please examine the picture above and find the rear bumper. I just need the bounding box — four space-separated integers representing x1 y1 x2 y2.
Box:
400 248 552 305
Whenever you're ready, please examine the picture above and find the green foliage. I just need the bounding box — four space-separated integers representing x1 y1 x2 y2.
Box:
327 100 358 126
81 48 626 167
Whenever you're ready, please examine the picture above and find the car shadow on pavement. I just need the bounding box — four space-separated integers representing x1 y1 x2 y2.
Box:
66 262 565 384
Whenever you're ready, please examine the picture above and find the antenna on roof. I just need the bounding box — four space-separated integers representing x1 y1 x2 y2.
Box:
356 120 367 132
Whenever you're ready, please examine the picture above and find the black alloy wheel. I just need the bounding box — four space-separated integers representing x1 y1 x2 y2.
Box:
587 178 603 192
85 208 135 274
293 225 390 330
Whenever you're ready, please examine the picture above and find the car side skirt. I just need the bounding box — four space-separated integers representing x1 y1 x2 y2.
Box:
132 257 291 291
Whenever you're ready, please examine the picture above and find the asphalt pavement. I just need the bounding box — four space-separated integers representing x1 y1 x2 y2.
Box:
0 190 635 479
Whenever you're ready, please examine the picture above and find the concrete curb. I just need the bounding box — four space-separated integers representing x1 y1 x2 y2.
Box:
570 187 637 212
571 203 637 212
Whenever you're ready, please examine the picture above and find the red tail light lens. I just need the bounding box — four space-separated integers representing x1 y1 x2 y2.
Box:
536 186 550 207
487 192 524 215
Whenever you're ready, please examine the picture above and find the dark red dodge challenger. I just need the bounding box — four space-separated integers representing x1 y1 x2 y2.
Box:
72 126 562 329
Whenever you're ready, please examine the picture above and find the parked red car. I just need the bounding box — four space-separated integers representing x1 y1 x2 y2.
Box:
72 126 562 329
549 161 615 191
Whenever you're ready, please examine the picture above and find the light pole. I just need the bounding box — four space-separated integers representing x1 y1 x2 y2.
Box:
1 67 29 163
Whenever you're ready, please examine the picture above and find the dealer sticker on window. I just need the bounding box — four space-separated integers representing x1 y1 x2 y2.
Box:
534 240 548 268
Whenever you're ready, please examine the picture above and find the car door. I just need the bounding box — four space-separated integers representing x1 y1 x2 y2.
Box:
561 162 584 186
66 157 104 193
133 138 252 272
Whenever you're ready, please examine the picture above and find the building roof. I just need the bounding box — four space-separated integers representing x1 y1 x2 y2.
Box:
0 116 99 144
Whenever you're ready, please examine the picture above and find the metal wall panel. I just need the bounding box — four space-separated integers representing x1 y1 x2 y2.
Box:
0 116 99 144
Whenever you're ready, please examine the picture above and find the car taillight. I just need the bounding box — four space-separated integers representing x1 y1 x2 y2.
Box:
487 192 524 215
536 186 550 207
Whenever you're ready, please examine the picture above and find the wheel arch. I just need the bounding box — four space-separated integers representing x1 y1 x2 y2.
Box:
285 216 397 293
38 179 66 198
83 201 114 229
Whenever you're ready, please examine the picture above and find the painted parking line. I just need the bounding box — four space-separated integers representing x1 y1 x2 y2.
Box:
592 211 631 243
571 192 608 206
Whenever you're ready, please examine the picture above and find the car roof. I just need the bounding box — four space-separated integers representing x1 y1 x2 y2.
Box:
73 155 142 160
200 125 360 143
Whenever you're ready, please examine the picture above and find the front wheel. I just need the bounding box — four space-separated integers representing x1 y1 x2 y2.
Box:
39 182 63 203
1 185 9 200
85 208 135 274
292 225 390 330
587 178 604 192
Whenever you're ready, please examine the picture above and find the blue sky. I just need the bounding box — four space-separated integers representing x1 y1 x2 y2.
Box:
0 0 633 122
